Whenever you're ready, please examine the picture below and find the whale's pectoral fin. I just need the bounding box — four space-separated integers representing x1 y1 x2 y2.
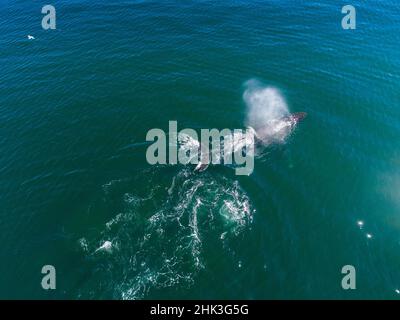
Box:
194 162 209 172
194 143 210 172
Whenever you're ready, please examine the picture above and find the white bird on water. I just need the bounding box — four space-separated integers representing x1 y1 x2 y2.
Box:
27 35 35 40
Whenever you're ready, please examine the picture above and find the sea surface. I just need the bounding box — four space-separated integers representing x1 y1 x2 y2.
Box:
0 0 399 299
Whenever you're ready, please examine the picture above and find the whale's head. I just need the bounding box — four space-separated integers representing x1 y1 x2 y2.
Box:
253 111 307 145
290 112 307 123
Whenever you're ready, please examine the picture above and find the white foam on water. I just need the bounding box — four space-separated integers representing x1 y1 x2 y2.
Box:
78 238 89 252
77 167 255 299
95 241 113 254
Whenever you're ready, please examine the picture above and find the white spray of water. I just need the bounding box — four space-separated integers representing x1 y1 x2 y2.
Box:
244 79 294 145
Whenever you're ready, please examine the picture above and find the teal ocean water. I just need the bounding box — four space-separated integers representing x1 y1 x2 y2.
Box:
1 1 400 299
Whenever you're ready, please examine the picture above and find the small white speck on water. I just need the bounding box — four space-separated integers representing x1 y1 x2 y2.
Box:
238 261 242 268
395 289 400 294
357 220 364 228
366 233 372 239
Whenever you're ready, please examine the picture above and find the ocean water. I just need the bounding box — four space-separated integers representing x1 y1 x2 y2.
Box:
0 0 399 299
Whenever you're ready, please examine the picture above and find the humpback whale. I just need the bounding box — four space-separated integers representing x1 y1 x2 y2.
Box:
194 112 307 173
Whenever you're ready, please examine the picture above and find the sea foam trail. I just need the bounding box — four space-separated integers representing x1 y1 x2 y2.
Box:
76 167 254 299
